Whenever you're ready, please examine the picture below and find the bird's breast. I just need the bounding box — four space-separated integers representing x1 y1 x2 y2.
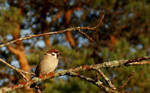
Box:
39 55 58 75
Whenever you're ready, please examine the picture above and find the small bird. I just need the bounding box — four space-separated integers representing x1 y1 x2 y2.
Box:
30 49 60 88
35 49 60 77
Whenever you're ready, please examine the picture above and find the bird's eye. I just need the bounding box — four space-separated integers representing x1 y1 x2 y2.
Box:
51 52 56 56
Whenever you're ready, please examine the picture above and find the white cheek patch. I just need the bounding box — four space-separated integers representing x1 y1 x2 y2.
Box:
47 53 57 58
52 53 57 58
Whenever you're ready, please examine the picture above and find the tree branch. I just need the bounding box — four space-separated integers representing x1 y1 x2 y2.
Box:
94 69 116 89
119 72 134 90
0 58 35 76
0 26 99 48
67 72 118 93
77 29 94 42
0 56 150 92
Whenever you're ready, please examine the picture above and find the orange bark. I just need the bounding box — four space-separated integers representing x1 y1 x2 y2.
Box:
7 0 33 92
43 29 51 48
109 35 119 48
8 24 30 72
7 24 34 93
65 9 75 48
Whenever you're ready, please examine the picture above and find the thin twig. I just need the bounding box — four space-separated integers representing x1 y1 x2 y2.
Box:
67 72 98 84
94 69 116 89
95 13 104 29
77 14 104 42
119 72 134 90
66 72 118 93
0 58 35 76
78 29 94 42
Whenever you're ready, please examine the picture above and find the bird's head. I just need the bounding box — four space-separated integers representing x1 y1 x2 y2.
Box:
46 49 60 58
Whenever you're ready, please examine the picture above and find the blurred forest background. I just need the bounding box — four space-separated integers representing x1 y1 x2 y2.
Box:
0 0 150 93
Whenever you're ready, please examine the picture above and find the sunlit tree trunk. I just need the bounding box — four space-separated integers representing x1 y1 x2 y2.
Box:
7 0 33 92
8 25 30 71
43 27 51 48
64 9 75 48
7 24 34 93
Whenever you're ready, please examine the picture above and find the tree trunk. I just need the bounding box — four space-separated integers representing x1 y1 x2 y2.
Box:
7 24 33 93
64 9 75 48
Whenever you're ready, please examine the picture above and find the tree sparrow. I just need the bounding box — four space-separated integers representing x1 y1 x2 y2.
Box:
35 49 60 77
30 49 60 88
